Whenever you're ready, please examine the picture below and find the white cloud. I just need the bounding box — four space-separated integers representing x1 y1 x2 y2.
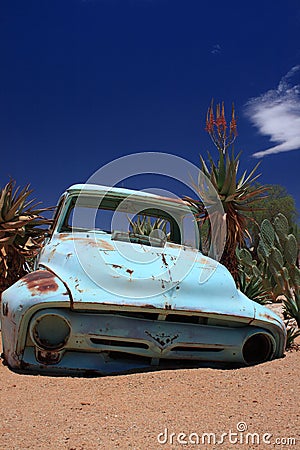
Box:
245 65 300 158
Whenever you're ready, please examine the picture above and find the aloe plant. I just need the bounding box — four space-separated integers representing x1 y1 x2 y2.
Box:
285 327 300 350
185 101 267 280
283 290 300 328
128 215 169 239
0 180 53 293
236 268 269 305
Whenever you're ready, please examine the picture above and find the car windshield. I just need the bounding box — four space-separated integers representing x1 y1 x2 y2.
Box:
58 193 199 248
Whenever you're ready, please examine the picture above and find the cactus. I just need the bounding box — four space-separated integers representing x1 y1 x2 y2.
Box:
236 247 271 304
237 213 300 320
257 240 269 261
257 214 299 300
260 218 275 249
269 246 284 271
290 265 300 286
274 213 289 240
284 234 298 264
236 248 253 266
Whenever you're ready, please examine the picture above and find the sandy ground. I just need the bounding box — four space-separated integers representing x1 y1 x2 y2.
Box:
0 334 299 450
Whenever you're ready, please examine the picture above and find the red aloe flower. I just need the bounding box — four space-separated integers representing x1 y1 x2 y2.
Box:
205 100 237 152
230 117 238 135
205 107 214 133
215 115 227 130
230 106 238 136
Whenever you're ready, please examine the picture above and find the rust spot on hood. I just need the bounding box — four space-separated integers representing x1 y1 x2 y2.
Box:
258 312 279 322
161 253 168 267
20 270 59 296
97 239 114 251
58 234 114 250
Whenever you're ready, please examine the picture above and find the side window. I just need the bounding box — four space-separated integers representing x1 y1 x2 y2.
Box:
182 213 198 249
49 195 66 234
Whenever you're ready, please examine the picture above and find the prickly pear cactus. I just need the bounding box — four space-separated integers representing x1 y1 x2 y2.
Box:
274 213 289 240
237 213 300 311
236 248 253 266
284 234 298 264
260 218 275 249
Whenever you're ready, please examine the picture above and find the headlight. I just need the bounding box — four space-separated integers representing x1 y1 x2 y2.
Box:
30 314 71 350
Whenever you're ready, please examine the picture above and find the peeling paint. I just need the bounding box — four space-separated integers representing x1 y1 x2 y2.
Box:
20 271 59 296
126 269 134 276
58 234 114 251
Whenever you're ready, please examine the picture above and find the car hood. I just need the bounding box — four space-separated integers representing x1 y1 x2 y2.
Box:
38 232 255 321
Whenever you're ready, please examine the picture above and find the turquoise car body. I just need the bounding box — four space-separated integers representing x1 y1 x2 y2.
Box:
1 184 286 375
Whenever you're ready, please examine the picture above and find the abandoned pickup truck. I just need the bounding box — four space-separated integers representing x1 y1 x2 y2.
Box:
1 184 286 375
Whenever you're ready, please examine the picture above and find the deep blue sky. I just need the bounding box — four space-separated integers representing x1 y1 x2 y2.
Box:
1 0 300 216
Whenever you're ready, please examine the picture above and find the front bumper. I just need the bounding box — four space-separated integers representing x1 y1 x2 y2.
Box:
7 307 285 375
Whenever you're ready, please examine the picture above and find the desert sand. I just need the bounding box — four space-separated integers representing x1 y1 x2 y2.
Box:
0 332 299 450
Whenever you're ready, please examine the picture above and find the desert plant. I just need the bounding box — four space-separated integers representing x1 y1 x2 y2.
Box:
235 251 269 305
258 214 300 300
128 215 169 239
0 180 53 293
285 327 300 350
283 290 300 328
246 183 299 255
185 101 267 280
237 215 300 349
237 214 300 298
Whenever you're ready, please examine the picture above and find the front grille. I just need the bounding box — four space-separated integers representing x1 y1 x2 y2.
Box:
90 338 149 349
91 310 211 324
170 346 223 353
86 309 236 328
165 314 207 324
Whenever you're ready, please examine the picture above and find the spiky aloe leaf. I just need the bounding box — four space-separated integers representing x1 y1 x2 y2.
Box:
237 269 269 304
285 328 300 350
283 296 300 328
0 180 54 292
128 215 168 238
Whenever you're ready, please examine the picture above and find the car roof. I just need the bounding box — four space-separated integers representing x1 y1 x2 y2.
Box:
66 183 192 207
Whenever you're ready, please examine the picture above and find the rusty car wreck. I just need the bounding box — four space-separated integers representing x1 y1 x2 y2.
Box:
1 184 286 375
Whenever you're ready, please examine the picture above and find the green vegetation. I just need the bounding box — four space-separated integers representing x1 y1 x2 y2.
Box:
237 213 300 301
189 101 300 349
128 215 169 239
247 184 299 253
0 180 53 293
186 101 267 280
